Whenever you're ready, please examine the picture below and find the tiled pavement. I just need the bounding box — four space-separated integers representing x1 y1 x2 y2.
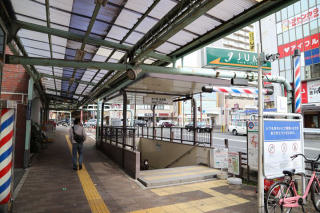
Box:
12 127 260 213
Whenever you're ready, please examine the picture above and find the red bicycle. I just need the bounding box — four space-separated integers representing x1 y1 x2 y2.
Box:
265 153 320 213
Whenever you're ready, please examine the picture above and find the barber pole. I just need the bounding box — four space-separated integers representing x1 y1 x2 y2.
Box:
0 109 14 204
294 50 301 113
202 86 272 96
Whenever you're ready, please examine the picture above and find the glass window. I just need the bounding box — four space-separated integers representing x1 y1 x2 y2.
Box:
283 31 289 44
310 0 316 7
277 34 283 45
301 66 305 80
301 0 308 11
289 28 296 42
305 66 311 79
294 2 301 15
296 25 303 39
277 22 282 34
310 19 318 34
279 58 285 71
281 8 288 20
286 69 293 82
318 0 320 5
276 11 281 22
303 23 310 36
285 56 291 70
280 71 286 78
288 5 295 18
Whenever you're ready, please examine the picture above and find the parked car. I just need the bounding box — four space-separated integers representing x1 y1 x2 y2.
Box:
185 122 211 132
157 120 172 127
84 119 97 128
161 121 175 127
133 120 147 127
56 120 70 127
228 120 247 135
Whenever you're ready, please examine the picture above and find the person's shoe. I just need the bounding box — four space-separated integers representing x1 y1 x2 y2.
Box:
73 167 78 171
79 165 82 170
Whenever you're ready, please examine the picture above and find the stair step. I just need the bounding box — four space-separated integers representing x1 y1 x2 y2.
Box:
138 165 220 187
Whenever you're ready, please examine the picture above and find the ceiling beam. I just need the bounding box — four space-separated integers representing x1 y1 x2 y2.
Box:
131 0 222 63
46 88 87 98
166 0 299 60
14 20 172 62
40 73 96 86
67 2 102 95
45 0 57 97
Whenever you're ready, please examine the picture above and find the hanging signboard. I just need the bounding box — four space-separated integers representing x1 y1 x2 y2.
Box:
203 47 271 70
228 152 240 175
249 32 255 52
143 95 173 105
264 119 304 179
307 80 320 103
247 121 258 170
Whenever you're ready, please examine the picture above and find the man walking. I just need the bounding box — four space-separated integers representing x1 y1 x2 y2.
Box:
69 118 87 170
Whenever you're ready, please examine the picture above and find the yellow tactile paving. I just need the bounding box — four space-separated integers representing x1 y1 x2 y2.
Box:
151 180 228 196
65 135 110 213
131 180 249 213
144 169 219 181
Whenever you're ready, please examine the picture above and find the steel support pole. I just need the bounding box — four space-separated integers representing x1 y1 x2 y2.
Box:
24 78 34 168
257 45 264 212
122 90 127 168
100 101 105 146
192 98 197 145
152 105 156 139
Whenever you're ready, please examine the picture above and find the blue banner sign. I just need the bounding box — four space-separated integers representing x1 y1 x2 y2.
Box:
264 120 300 142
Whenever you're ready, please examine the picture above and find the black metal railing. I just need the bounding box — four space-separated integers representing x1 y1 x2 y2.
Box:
99 126 136 150
136 126 213 147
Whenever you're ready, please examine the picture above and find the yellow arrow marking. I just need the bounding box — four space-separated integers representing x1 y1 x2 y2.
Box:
209 57 271 70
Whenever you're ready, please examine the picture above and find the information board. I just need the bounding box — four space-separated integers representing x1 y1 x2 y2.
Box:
247 121 258 170
212 148 228 169
228 152 240 175
264 119 304 179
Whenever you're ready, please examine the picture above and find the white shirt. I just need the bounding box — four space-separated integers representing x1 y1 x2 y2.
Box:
69 124 87 144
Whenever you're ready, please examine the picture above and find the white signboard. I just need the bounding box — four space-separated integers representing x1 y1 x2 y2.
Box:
247 121 258 170
307 80 320 103
276 96 288 113
144 95 173 105
212 148 228 169
228 152 240 175
264 119 304 179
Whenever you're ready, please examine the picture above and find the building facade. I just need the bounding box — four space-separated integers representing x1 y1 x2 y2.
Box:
276 0 320 128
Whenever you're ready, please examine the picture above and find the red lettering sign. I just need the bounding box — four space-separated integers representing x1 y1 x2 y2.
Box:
301 82 308 104
278 32 320 58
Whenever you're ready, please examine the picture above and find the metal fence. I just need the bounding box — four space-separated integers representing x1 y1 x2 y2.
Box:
136 126 213 147
99 126 136 150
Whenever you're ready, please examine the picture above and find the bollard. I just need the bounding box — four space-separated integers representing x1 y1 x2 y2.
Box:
224 139 229 148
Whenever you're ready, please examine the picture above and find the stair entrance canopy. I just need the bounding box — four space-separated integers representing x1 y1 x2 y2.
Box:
0 0 296 109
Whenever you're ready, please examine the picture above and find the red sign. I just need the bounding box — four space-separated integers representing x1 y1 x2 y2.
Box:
282 6 319 31
301 81 308 104
278 32 320 58
158 113 169 117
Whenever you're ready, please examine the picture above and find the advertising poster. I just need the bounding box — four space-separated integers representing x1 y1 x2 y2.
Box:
307 80 320 103
264 119 304 179
247 121 258 170
228 152 240 175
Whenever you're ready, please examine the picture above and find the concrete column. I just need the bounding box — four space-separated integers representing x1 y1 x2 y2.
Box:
24 78 34 168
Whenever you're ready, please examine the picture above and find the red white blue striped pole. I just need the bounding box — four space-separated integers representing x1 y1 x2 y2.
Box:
0 109 14 204
202 86 273 96
293 49 301 113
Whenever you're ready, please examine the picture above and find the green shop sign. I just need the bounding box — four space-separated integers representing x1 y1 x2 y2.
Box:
204 47 271 70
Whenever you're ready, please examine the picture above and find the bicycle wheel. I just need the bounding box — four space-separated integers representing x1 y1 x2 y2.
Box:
265 182 294 213
311 180 320 212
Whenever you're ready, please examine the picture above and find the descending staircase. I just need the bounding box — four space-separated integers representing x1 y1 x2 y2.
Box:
138 165 220 187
